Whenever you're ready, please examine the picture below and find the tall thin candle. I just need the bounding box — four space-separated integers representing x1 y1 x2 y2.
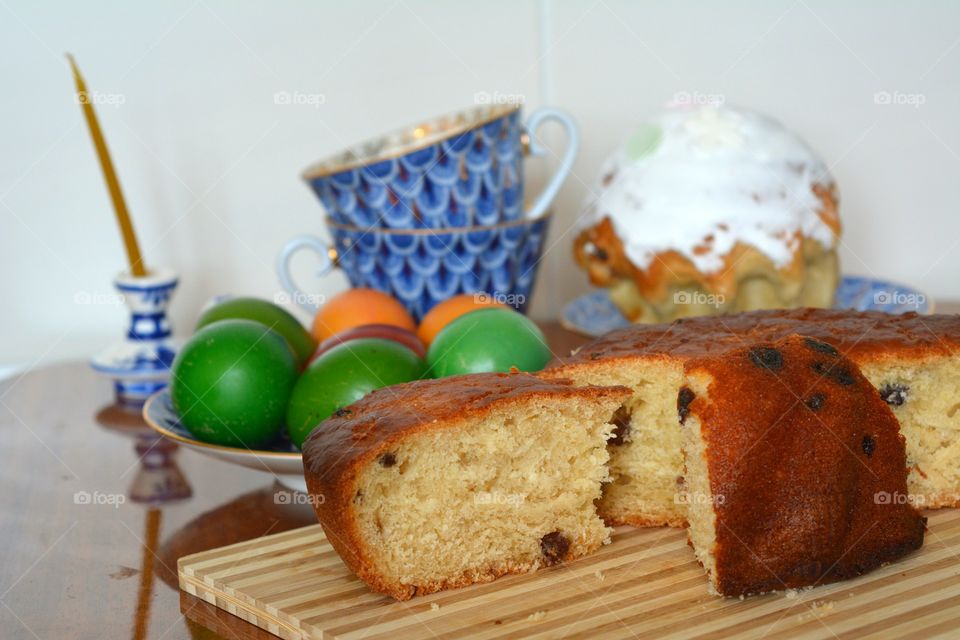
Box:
67 54 146 277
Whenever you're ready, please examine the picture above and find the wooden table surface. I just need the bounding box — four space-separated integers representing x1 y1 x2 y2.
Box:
0 322 591 640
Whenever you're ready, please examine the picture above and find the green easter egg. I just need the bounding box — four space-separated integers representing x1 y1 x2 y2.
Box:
171 320 299 448
426 308 552 378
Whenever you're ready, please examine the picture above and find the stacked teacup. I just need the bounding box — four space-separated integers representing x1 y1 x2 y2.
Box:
278 104 578 320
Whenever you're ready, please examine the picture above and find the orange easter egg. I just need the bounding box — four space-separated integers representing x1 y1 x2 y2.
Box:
311 288 416 343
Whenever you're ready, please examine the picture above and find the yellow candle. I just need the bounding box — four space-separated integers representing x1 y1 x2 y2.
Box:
67 54 146 277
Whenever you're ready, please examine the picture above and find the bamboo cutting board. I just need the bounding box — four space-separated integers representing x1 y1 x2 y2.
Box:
178 508 960 639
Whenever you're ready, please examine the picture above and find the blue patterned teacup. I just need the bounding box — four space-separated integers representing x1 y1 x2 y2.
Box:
299 104 578 228
277 212 551 321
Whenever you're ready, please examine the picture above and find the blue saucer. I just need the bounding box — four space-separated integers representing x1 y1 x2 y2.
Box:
561 276 932 338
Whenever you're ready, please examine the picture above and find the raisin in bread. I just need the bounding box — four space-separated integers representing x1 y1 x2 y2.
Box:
544 308 960 527
680 334 925 596
301 371 630 600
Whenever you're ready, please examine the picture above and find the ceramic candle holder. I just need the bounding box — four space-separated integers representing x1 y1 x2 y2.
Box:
90 268 178 405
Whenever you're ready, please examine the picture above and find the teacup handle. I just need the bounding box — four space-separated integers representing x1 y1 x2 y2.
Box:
276 235 337 314
524 108 580 220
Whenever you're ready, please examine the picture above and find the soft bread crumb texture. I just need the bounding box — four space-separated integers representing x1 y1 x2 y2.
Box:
302 372 631 600
860 357 960 506
559 354 960 528
548 359 687 527
349 397 618 598
679 371 718 591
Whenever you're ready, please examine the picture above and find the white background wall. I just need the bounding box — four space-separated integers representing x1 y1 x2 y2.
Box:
2 0 958 370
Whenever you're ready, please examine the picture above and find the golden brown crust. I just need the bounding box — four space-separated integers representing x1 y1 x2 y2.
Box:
544 308 960 531
548 308 960 375
573 188 841 307
301 371 631 600
684 334 925 596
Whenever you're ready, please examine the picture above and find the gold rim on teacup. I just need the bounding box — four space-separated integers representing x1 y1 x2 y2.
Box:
322 208 552 236
302 103 522 180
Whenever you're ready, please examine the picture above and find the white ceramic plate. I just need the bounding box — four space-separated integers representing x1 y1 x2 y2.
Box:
142 391 307 492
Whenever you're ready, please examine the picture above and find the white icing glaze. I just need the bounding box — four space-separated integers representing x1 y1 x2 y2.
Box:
583 105 837 274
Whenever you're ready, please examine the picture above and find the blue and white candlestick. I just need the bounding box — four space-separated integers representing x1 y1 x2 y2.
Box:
91 268 179 405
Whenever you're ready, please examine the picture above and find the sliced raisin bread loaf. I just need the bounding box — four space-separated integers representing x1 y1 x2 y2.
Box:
680 334 926 596
301 371 630 600
544 308 960 527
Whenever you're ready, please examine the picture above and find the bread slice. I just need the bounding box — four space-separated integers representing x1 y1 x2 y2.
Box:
301 371 630 600
541 351 688 527
680 334 926 596
544 308 960 527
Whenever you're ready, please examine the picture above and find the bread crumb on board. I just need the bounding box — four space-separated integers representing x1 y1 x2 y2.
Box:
527 610 547 622
594 570 605 582
799 600 836 620
429 602 440 611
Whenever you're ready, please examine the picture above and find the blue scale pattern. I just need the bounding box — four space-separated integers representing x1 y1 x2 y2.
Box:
308 111 524 229
329 214 550 320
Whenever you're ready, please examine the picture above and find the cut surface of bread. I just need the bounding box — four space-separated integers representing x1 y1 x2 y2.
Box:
681 334 926 596
301 371 630 600
544 356 687 527
544 308 960 527
856 356 960 509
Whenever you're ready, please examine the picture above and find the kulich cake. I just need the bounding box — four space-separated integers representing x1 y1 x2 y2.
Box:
681 334 925 596
575 105 840 324
301 371 630 600
543 308 960 528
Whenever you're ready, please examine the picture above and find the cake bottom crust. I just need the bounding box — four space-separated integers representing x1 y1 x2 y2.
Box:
602 513 687 529
350 538 607 601
920 492 960 510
